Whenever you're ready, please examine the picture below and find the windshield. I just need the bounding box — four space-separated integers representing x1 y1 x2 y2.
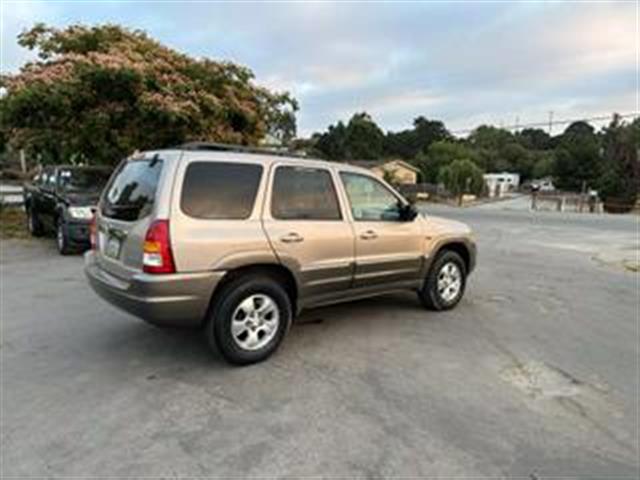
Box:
101 158 163 221
59 169 111 193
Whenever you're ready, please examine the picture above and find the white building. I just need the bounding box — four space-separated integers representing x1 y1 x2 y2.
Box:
484 172 520 198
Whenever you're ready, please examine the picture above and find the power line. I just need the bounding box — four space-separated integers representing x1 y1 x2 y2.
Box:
451 112 639 135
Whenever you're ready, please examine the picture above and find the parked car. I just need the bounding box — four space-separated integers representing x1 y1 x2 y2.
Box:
24 165 112 254
85 144 476 365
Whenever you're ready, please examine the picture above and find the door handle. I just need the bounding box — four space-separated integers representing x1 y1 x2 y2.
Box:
360 230 378 240
280 232 304 243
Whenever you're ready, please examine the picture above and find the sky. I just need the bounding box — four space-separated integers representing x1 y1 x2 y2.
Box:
1 0 637 137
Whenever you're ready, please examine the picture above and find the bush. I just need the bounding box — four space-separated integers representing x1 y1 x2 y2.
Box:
438 159 484 204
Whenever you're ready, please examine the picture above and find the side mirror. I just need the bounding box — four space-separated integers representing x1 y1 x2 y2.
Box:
398 202 418 222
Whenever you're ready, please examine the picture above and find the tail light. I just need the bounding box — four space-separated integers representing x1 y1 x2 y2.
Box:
143 220 175 274
89 215 97 250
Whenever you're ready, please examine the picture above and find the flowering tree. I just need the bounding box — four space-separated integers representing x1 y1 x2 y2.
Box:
0 23 298 164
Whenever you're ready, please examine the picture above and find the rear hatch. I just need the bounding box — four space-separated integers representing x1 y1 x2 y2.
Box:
96 155 166 281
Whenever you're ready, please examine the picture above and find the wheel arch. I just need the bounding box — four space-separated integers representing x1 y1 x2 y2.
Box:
430 239 475 276
208 263 299 321
438 242 470 272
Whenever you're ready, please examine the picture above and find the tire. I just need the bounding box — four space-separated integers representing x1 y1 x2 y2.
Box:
419 250 467 311
56 217 73 255
206 274 292 365
26 207 44 237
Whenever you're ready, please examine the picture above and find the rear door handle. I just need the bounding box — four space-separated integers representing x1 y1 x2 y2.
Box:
360 230 378 240
280 232 304 243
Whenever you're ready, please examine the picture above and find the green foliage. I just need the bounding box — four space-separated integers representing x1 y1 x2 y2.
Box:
309 113 635 203
383 117 450 159
346 113 385 160
313 121 347 160
0 23 297 165
417 141 476 183
552 121 602 191
516 128 551 150
596 116 639 204
531 152 555 179
468 125 514 151
438 159 485 197
314 112 384 160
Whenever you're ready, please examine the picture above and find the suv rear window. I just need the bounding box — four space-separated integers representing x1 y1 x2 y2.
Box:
180 162 263 219
271 166 341 220
101 158 163 221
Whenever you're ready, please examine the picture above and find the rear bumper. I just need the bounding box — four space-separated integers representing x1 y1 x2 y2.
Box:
84 251 224 327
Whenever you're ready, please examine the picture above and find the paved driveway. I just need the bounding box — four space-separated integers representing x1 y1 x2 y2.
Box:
1 206 638 477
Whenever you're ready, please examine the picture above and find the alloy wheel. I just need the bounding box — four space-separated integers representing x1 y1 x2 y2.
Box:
231 294 280 351
437 262 462 303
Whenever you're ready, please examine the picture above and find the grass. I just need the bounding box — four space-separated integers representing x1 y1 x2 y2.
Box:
0 206 29 239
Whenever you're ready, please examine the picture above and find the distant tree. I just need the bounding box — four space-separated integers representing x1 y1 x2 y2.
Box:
314 121 348 160
563 120 596 139
417 141 476 183
516 128 551 150
500 142 534 179
468 125 514 150
383 129 415 159
383 117 450 160
553 121 601 191
267 109 298 146
345 112 384 160
314 112 384 160
438 158 484 204
597 115 639 210
0 23 297 164
531 151 555 179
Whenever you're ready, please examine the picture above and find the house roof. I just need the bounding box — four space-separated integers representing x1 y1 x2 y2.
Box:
347 159 420 173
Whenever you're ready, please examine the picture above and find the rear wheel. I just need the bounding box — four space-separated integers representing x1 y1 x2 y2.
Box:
419 250 467 311
26 208 44 237
206 274 292 365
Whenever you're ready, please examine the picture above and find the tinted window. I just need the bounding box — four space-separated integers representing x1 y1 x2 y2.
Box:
59 168 111 193
41 169 55 190
102 158 163 221
340 172 401 221
181 162 262 219
271 166 341 220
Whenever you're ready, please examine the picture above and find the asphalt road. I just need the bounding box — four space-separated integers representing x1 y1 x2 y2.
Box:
2 205 638 477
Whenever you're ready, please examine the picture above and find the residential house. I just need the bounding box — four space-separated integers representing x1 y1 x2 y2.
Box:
349 159 420 184
483 172 520 198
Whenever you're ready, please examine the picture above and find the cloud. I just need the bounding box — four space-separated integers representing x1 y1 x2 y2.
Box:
0 1 635 136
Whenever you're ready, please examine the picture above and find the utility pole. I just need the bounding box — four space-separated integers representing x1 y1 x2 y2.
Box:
548 111 554 135
515 116 520 134
19 149 26 173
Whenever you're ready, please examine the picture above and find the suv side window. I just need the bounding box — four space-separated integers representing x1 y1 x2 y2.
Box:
271 166 342 221
181 161 262 219
340 172 401 221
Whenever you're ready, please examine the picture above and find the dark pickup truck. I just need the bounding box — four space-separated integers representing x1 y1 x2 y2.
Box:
24 165 112 254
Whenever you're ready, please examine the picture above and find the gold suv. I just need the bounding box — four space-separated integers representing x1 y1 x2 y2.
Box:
85 143 476 364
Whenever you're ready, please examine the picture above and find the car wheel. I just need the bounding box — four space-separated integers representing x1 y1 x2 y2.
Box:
56 218 73 255
419 250 467 311
27 208 44 237
206 274 292 365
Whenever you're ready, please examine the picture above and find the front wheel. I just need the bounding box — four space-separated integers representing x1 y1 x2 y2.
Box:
206 275 292 365
419 250 467 311
56 218 73 255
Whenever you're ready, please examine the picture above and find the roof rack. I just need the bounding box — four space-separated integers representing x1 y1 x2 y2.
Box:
176 141 308 159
